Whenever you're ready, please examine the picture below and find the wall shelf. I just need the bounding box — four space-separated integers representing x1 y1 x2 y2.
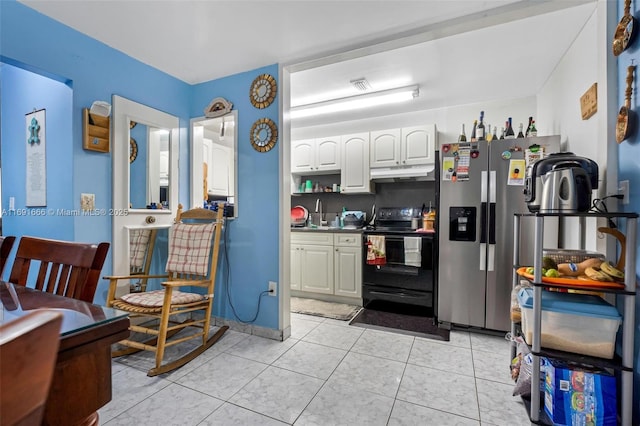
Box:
82 108 110 153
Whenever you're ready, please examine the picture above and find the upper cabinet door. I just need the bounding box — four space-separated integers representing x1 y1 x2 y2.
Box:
341 133 371 193
315 136 341 171
291 139 316 173
401 125 436 165
370 129 401 168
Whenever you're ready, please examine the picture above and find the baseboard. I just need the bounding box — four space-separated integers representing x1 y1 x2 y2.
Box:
212 316 285 341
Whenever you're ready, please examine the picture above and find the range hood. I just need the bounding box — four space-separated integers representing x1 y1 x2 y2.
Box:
369 164 436 181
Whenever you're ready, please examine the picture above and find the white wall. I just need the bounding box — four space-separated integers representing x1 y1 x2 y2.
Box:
537 7 604 253
537 9 599 164
291 95 537 145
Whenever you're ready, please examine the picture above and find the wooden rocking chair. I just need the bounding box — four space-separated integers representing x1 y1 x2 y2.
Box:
128 228 157 293
105 204 228 376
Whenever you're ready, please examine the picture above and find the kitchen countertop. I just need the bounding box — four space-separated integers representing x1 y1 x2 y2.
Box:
291 227 364 233
291 227 437 235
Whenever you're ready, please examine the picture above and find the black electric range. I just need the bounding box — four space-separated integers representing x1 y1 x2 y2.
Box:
362 207 436 316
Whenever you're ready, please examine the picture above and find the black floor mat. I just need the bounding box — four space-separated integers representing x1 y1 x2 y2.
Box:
349 308 450 341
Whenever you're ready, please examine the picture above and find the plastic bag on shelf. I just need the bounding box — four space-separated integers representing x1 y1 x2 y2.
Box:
512 337 548 397
510 280 531 323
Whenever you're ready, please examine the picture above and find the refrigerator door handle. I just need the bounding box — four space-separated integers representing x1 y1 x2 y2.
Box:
488 170 496 244
481 171 488 203
487 243 495 271
487 170 496 269
480 171 487 244
489 202 496 244
479 243 486 271
480 202 487 243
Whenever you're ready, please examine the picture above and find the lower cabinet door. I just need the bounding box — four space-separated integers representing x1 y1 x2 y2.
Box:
334 246 362 298
300 244 334 294
290 245 302 291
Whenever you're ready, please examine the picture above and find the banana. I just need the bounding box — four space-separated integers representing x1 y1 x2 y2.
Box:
584 266 614 282
600 261 625 280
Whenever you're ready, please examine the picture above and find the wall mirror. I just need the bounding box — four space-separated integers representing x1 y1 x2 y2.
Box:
111 95 179 297
129 121 171 209
190 110 238 218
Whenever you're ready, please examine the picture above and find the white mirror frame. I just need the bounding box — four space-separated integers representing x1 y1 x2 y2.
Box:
112 95 179 297
190 110 238 217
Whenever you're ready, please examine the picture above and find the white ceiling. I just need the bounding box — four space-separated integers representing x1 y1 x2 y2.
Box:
20 0 597 124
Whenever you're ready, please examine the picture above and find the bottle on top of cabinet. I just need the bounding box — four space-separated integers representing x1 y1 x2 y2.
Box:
458 123 467 142
505 118 515 139
477 111 486 141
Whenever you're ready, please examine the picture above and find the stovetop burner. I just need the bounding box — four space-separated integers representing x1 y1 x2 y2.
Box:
367 206 422 234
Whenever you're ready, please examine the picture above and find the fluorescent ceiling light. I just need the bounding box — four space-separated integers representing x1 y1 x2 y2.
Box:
290 85 419 119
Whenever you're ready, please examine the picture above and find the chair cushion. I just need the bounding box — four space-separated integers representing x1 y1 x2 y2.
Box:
129 229 151 268
165 222 216 276
119 289 204 307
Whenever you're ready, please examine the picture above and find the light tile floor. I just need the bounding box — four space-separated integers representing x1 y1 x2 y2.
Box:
100 313 532 425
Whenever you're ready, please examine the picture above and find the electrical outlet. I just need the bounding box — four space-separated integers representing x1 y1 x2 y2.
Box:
619 180 630 205
268 281 277 297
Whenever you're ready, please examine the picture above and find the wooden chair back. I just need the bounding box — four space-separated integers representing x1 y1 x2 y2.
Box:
9 236 110 303
170 207 224 289
0 310 63 426
0 235 16 278
129 229 157 292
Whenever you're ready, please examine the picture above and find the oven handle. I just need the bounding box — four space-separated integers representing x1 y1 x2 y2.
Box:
363 235 407 243
368 289 428 298
366 264 419 276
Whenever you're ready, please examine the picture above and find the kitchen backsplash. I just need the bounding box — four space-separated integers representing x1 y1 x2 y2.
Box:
291 180 437 222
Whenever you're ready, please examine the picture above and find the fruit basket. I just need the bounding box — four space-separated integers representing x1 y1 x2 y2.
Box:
542 249 605 264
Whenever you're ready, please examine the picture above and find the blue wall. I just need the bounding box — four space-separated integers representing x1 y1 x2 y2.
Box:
191 66 281 329
1 64 74 242
615 1 640 422
0 0 280 330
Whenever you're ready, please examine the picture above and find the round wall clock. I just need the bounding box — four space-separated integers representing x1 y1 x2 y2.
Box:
250 74 277 109
250 118 278 153
130 138 138 163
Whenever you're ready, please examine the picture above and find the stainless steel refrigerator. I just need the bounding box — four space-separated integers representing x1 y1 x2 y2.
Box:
437 135 560 331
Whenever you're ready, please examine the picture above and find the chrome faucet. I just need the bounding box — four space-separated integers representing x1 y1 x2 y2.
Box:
315 198 323 225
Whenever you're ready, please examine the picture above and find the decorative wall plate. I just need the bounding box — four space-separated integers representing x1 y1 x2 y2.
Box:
250 118 278 152
130 137 138 163
250 74 277 109
204 97 233 118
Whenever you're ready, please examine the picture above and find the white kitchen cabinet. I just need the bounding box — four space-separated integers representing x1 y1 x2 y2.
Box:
290 245 302 291
341 133 372 193
291 137 340 174
370 128 401 168
333 233 362 298
291 233 334 294
402 125 436 165
300 244 334 294
370 125 436 169
291 232 362 300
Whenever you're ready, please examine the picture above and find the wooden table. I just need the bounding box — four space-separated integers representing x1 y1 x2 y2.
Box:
0 282 130 426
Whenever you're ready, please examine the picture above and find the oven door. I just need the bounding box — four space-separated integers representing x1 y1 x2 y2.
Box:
362 234 434 292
